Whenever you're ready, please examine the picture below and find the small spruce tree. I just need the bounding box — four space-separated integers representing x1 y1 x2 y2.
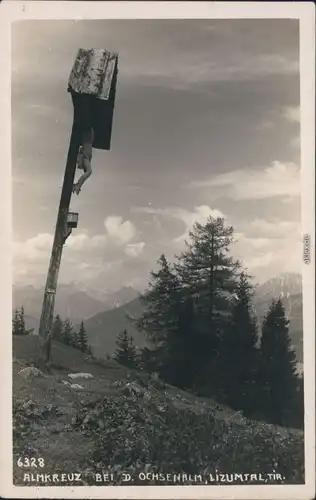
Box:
12 307 28 335
114 329 137 368
222 272 259 413
52 314 63 341
76 321 89 353
12 309 20 335
62 318 75 346
137 254 182 376
18 306 27 335
259 298 299 426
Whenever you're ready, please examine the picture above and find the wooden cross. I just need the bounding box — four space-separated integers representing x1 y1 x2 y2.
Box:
37 48 118 371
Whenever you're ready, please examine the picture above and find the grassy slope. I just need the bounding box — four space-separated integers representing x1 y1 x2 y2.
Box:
13 336 304 486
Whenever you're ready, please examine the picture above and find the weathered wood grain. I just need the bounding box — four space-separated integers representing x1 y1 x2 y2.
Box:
68 48 118 151
68 48 118 100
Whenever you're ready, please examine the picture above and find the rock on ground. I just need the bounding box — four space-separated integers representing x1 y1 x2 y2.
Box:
68 373 94 380
62 380 84 389
124 382 144 395
18 367 44 378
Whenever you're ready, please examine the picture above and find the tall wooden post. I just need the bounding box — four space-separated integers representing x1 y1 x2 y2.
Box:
37 119 81 371
37 48 118 371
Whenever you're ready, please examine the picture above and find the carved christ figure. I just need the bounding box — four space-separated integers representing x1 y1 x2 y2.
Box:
73 125 94 195
69 49 118 195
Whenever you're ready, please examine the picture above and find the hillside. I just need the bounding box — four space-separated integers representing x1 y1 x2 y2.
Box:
12 336 304 486
84 297 145 357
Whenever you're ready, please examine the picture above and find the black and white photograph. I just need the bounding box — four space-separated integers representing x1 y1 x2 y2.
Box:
0 2 315 499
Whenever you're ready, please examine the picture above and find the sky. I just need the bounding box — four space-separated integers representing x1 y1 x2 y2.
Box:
12 18 302 292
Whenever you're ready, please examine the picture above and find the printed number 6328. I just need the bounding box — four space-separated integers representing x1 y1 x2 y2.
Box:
17 457 45 468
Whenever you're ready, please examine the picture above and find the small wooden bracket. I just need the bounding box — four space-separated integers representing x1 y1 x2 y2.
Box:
63 226 73 242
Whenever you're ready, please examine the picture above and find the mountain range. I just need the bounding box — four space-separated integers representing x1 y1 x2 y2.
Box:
13 272 303 363
12 283 139 328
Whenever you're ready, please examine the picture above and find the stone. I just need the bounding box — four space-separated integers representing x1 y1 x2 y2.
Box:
18 367 44 378
68 372 94 380
125 382 144 395
70 383 84 390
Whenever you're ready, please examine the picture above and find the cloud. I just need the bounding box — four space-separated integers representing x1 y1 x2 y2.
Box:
245 218 300 239
13 215 143 285
283 106 300 123
245 252 276 272
125 242 146 258
255 120 275 131
190 161 300 200
13 233 53 262
290 135 300 149
133 205 224 224
133 204 225 244
171 206 225 243
125 51 299 91
233 218 301 281
12 20 299 94
104 216 136 245
235 235 272 250
135 207 302 283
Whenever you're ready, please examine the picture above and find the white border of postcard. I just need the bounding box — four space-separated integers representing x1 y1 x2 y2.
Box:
0 2 315 499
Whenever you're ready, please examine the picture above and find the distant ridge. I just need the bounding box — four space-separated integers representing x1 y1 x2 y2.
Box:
12 284 140 326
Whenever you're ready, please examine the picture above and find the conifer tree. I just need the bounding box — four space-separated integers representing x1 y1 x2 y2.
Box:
139 345 161 373
259 298 299 426
127 334 137 367
293 375 304 429
114 329 137 368
86 344 93 356
222 272 258 413
12 309 20 335
115 329 129 363
163 295 197 388
12 307 28 335
138 254 182 342
76 321 89 353
62 318 74 346
176 217 240 325
18 306 27 335
71 329 81 350
52 314 63 341
175 216 241 393
137 254 182 375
